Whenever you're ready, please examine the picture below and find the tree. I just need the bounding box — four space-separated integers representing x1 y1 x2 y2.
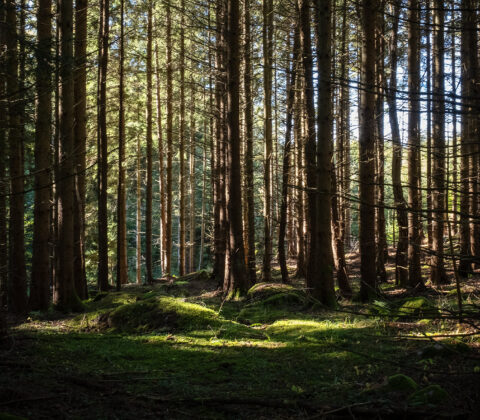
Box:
179 0 186 276
6 0 27 313
407 0 422 287
145 0 153 283
55 0 81 311
116 0 128 289
359 0 377 301
223 0 248 297
97 0 110 291
31 0 53 310
73 0 88 299
0 0 8 309
242 0 256 285
262 0 273 283
165 1 173 276
458 0 474 277
313 0 335 306
430 0 448 285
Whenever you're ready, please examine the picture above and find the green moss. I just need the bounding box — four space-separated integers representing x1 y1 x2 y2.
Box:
247 282 298 300
387 374 418 392
408 385 449 406
0 413 28 420
397 297 439 318
104 297 222 333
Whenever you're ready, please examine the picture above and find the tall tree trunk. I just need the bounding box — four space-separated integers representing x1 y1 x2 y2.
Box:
262 0 273 282
55 0 81 311
0 0 8 309
136 131 142 284
375 1 386 283
31 0 53 310
430 0 448 285
145 0 153 283
178 0 186 277
387 0 408 287
116 0 128 289
313 0 336 306
213 0 227 287
223 0 248 297
97 0 109 291
73 0 87 299
407 0 422 287
459 0 473 277
242 0 256 285
189 77 196 273
6 0 27 313
155 40 166 275
165 2 173 276
278 29 297 284
359 0 377 301
450 2 458 235
426 3 433 252
298 0 318 295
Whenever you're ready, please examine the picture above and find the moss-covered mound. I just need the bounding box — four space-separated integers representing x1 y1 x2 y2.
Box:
238 283 308 325
97 296 222 333
370 297 440 320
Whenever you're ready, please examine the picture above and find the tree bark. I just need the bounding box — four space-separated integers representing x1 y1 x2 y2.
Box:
459 0 473 277
73 0 87 299
407 0 422 287
97 0 109 291
145 0 153 283
0 0 7 309
430 0 448 285
6 0 27 313
242 0 256 285
31 0 53 309
116 0 128 289
165 2 173 276
262 0 273 283
55 0 81 311
359 0 377 301
223 0 249 298
313 0 336 306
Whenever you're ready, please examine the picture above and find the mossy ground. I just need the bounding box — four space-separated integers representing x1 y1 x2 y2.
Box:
1 265 479 419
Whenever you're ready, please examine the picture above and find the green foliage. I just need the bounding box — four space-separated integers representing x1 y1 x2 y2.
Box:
408 385 449 406
387 374 418 392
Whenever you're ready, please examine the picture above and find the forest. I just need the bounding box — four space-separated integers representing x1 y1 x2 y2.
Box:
0 0 480 417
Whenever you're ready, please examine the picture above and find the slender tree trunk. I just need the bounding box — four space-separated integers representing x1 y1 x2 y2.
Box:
31 0 53 310
298 0 318 295
73 0 87 299
243 0 256 285
55 0 80 311
430 0 448 285
6 0 27 313
279 29 297 284
155 40 166 275
189 78 196 273
145 0 153 283
165 3 173 276
116 0 128 289
223 0 248 297
459 0 473 277
426 4 433 252
387 0 408 287
262 0 273 282
451 2 458 234
136 132 142 285
375 2 386 283
313 0 336 306
0 0 7 309
97 0 109 291
359 0 377 301
178 0 186 276
407 0 422 287
213 0 227 287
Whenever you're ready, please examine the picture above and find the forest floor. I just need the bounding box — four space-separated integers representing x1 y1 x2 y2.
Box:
1 255 480 419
